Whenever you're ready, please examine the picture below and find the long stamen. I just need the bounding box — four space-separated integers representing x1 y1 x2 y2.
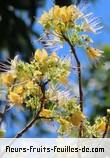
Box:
5 59 12 65
0 68 9 72
0 63 11 69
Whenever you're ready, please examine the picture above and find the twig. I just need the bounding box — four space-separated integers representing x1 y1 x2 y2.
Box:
0 116 55 158
39 116 55 120
15 111 41 138
15 82 47 138
78 121 83 138
15 116 54 138
102 116 110 138
62 33 84 138
62 33 83 112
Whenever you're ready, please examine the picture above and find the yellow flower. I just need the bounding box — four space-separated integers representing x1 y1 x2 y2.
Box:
69 111 85 127
60 6 68 23
95 120 110 132
34 49 48 62
26 81 34 90
50 52 59 62
38 12 51 27
82 21 95 33
34 71 42 78
61 5 82 23
39 5 83 31
95 122 106 132
68 5 83 21
86 47 102 59
52 5 82 23
57 117 72 134
1 72 16 86
58 117 70 126
51 5 61 20
26 81 42 95
14 86 24 95
40 109 53 118
8 92 23 105
58 76 68 84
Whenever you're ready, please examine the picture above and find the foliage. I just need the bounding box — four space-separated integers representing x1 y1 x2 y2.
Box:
0 0 46 59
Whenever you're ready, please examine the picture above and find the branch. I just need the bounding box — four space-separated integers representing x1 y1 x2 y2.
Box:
62 33 83 138
15 83 46 138
15 112 41 138
62 33 83 112
102 116 110 138
78 121 83 138
39 116 55 120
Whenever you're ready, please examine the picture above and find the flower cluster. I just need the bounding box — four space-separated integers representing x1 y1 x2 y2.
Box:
39 5 83 32
0 49 86 136
1 49 70 107
0 48 109 137
39 5 103 60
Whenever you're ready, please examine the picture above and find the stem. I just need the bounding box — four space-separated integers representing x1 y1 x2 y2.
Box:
62 33 83 138
15 111 41 138
62 34 83 112
70 45 83 112
78 121 83 138
15 82 46 138
102 116 110 138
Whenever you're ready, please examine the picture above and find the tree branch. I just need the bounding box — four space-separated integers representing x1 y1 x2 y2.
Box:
62 33 84 138
62 34 83 112
102 116 110 138
15 83 46 138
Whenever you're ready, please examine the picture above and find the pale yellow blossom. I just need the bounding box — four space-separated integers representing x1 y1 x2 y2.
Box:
50 52 59 62
94 117 110 132
69 111 85 127
1 73 16 86
58 76 68 84
40 109 53 118
86 47 103 59
38 12 51 28
34 49 48 62
8 92 23 105
14 86 24 95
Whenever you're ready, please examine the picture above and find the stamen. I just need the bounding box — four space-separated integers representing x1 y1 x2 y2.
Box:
0 68 9 72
